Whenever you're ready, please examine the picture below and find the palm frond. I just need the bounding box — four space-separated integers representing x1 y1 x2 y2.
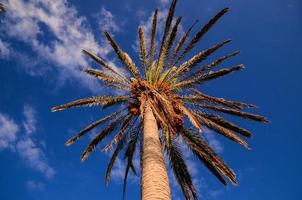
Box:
138 27 148 74
105 136 126 185
51 95 129 112
166 140 198 200
156 16 182 74
178 104 204 132
84 68 130 90
180 128 237 185
80 113 128 161
197 112 252 137
196 51 240 74
148 9 158 69
103 115 137 152
176 7 229 63
122 128 140 199
158 0 177 58
82 49 129 83
189 88 256 109
174 39 232 79
174 64 244 89
170 20 199 66
201 105 269 123
104 31 140 78
65 109 124 146
194 111 248 148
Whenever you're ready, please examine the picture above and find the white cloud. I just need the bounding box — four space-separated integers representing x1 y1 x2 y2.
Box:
1 0 120 90
203 129 224 154
16 137 55 178
96 7 120 33
22 104 37 135
0 105 55 178
0 113 19 150
26 180 45 191
0 39 10 58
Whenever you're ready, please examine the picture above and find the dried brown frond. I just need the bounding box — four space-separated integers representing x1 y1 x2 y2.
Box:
201 105 269 123
198 112 252 137
194 111 248 148
51 95 129 112
189 88 256 109
178 104 204 132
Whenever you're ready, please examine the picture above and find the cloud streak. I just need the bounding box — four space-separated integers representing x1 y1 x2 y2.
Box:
1 0 120 90
0 105 55 178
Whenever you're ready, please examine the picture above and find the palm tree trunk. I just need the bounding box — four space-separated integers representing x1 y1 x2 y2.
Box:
141 101 171 200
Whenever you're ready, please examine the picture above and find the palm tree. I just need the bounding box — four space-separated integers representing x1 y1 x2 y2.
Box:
52 0 268 199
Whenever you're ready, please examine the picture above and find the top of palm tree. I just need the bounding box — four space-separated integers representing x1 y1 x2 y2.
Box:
52 0 268 199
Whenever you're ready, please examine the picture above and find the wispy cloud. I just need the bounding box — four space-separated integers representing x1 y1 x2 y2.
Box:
1 0 120 90
0 113 19 150
26 180 45 191
0 105 55 178
16 137 55 178
0 39 10 58
203 128 224 154
23 104 37 135
96 7 120 33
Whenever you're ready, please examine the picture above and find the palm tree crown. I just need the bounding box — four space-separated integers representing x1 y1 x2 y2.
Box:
52 0 268 199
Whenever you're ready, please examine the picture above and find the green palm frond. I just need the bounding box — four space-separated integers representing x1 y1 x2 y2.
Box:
148 9 158 69
138 27 148 73
173 39 232 79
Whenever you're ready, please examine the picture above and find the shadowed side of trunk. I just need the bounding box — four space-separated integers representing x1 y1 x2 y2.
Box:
141 101 171 200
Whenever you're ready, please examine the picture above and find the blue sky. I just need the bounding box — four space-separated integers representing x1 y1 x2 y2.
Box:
0 0 301 199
